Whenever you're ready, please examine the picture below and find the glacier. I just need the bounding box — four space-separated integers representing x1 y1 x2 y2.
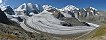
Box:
0 3 100 37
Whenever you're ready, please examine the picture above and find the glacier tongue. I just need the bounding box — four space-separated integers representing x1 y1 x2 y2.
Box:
20 10 99 35
18 4 99 35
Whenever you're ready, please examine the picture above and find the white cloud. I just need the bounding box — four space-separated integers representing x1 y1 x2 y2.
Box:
0 0 2 4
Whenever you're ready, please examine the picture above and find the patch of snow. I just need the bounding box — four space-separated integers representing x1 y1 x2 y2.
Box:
89 7 97 11
0 0 3 4
86 22 100 27
83 8 86 11
90 10 94 13
29 12 34 16
0 5 7 11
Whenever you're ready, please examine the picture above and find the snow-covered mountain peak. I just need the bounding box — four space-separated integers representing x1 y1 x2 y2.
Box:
27 3 39 10
42 5 56 11
0 5 12 11
14 3 40 16
62 5 79 11
14 3 26 11
83 8 86 11
0 5 9 11
0 5 6 11
89 7 97 11
0 5 15 15
27 3 32 5
15 3 39 11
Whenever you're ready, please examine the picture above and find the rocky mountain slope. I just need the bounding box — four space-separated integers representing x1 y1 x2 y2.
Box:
0 23 59 40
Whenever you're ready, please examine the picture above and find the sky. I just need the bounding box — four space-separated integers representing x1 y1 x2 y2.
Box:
0 0 106 11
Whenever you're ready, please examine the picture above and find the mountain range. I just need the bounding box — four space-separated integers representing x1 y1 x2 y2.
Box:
0 3 105 40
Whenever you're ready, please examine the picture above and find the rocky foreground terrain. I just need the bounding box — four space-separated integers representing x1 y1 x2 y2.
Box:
0 23 59 40
0 22 106 40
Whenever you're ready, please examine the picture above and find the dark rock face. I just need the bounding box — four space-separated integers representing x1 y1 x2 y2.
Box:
60 17 88 26
80 7 98 17
68 11 75 17
0 9 11 24
79 9 87 17
47 9 64 19
16 17 23 22
32 10 39 14
55 12 64 19
4 6 15 15
60 22 72 26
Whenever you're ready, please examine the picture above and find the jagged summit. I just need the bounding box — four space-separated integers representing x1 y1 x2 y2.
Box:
14 3 40 16
89 7 97 11
83 8 86 11
0 5 7 11
0 5 15 15
60 5 79 11
4 5 15 15
42 5 56 11
15 3 39 11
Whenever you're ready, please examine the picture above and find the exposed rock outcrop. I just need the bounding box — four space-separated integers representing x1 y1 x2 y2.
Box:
0 9 11 24
3 6 15 15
